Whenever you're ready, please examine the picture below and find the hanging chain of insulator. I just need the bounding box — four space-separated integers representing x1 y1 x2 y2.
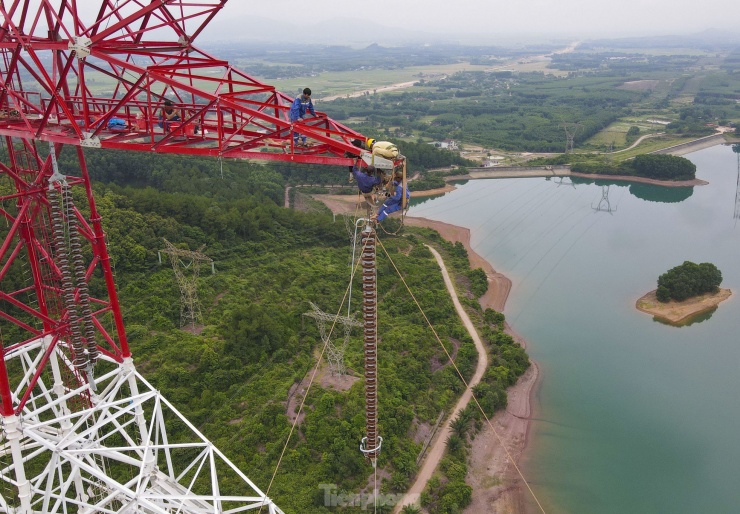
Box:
360 226 381 460
62 185 99 365
48 185 89 371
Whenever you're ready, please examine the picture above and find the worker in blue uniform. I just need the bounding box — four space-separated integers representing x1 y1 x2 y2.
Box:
375 173 410 222
349 163 382 218
289 87 319 146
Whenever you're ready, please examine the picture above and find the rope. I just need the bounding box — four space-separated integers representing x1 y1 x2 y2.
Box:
259 234 371 513
374 462 378 514
375 211 406 236
376 235 547 514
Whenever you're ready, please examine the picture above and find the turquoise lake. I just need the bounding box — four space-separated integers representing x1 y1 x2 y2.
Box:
408 145 740 514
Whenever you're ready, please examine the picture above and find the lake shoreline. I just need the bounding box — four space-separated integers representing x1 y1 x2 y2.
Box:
569 172 708 187
636 288 733 324
404 216 539 514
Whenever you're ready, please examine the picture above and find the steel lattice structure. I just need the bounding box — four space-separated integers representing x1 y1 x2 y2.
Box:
303 301 362 377
0 1 386 512
0 0 366 163
0 338 284 513
158 239 214 329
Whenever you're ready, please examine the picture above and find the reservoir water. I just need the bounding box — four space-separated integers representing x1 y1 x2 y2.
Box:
408 145 740 514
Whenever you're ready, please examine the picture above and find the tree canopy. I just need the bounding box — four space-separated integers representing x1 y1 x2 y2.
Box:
656 261 722 302
631 154 697 181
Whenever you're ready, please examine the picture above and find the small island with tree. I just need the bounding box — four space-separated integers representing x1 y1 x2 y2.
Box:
571 153 699 181
636 261 732 325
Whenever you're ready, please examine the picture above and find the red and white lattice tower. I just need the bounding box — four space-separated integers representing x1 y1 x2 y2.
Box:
0 1 389 512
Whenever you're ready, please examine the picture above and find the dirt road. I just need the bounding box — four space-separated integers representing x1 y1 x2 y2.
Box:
393 245 489 513
320 81 418 102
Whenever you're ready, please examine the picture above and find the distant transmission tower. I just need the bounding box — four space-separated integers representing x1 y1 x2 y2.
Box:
592 185 616 214
303 302 362 376
159 238 215 328
562 121 581 153
554 177 576 188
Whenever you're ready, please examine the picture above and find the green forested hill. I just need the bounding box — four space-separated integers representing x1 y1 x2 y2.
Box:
47 149 528 513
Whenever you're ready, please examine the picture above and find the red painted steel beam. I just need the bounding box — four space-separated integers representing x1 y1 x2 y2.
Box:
0 0 376 415
0 2 368 165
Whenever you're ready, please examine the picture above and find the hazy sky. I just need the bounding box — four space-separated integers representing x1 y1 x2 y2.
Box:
214 0 739 40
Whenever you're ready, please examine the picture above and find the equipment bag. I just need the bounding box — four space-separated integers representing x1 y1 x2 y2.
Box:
107 117 127 131
372 141 399 159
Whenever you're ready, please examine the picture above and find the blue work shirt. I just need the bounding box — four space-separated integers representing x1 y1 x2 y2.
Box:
377 181 410 222
290 94 316 121
352 165 381 193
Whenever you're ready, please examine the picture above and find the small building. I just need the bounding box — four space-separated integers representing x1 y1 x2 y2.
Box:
430 139 459 150
482 155 505 167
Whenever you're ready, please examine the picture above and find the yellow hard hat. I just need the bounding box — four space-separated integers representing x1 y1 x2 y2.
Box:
366 138 376 149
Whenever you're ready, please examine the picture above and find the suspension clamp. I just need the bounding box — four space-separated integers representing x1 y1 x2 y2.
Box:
68 36 92 59
360 152 394 170
80 132 101 148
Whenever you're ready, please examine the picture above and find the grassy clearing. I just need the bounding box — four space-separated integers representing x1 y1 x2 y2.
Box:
586 128 628 148
261 62 489 99
585 119 666 149
256 56 567 99
605 135 696 161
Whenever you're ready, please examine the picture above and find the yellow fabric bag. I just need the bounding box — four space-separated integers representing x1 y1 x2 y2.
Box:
372 141 399 159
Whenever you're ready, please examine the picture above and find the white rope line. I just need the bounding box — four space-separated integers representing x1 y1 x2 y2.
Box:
376 235 547 514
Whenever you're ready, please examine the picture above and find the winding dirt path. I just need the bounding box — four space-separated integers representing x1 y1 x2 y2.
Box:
609 132 664 153
404 217 511 312
393 245 489 512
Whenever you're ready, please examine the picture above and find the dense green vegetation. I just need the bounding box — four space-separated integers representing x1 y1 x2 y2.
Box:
324 71 639 152
630 154 697 180
207 42 564 77
535 153 697 181
656 261 723 302
19 148 528 513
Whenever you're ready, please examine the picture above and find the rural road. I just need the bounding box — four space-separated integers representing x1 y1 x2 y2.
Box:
393 245 488 512
320 81 418 102
609 132 664 153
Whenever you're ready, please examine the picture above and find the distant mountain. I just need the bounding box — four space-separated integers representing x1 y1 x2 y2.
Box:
198 15 739 50
583 30 740 50
199 15 437 45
